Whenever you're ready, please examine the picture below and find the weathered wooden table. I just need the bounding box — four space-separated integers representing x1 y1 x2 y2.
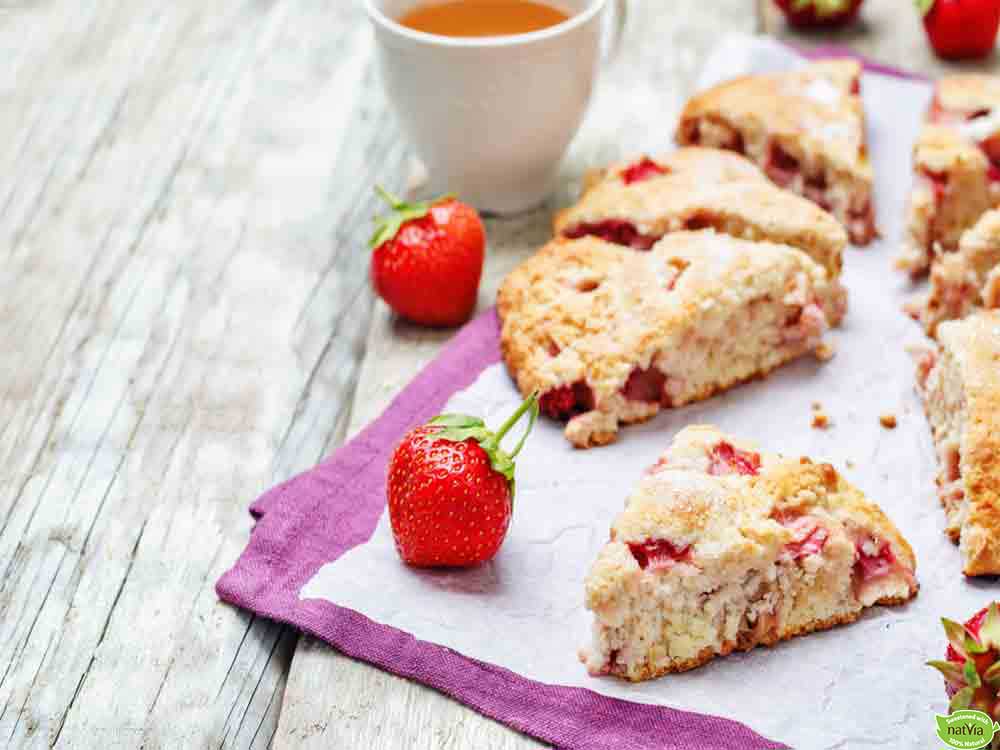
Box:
0 1 993 748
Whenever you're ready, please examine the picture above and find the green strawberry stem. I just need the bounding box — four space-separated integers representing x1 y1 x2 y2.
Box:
427 392 539 495
792 0 852 15
915 0 934 17
483 391 539 459
375 184 406 210
369 185 456 250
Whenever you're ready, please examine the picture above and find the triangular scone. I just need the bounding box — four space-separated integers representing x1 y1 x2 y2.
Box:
915 310 1000 576
581 425 918 681
497 232 847 448
553 147 846 279
899 75 1000 276
676 60 875 245
916 208 1000 336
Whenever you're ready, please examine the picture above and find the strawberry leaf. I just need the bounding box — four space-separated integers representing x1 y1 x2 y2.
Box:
368 185 455 250
433 426 492 444
914 0 934 16
964 657 983 689
814 0 852 16
430 393 539 498
966 630 988 655
928 659 970 688
944 618 971 659
430 414 486 429
950 686 975 712
984 660 1000 686
980 603 1000 650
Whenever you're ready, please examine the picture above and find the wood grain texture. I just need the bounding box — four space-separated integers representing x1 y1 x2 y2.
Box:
273 2 759 748
0 1 404 747
761 0 1000 76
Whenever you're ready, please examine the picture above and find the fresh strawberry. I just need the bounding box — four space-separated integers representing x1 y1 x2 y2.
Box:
929 603 1000 717
917 0 1000 60
369 186 485 327
774 0 865 28
386 393 538 567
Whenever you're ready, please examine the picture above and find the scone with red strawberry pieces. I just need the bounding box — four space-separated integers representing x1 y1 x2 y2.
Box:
899 75 1000 276
581 425 918 682
917 208 1000 336
676 60 875 245
497 231 847 448
914 310 1000 576
554 147 846 279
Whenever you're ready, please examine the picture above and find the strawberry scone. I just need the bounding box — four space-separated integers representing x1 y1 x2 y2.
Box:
497 231 847 448
899 75 1000 276
917 208 1000 336
554 147 846 278
676 60 875 245
581 425 918 681
914 310 1000 576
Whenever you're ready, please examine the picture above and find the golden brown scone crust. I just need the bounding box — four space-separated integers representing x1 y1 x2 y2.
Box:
678 60 869 178
901 75 1000 273
583 425 918 680
935 74 1000 112
497 232 845 447
937 311 1000 576
554 149 846 279
675 60 874 245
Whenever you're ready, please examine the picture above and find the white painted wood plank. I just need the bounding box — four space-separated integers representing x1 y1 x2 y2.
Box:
0 1 405 747
274 2 760 747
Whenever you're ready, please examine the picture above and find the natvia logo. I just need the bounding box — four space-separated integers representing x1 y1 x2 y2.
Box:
935 709 1000 749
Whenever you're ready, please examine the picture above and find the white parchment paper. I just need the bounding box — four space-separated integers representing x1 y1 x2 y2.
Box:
303 36 989 749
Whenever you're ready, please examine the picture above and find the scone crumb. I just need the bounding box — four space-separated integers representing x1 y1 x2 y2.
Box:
811 411 831 430
814 342 836 361
879 413 898 429
846 459 855 469
811 401 822 411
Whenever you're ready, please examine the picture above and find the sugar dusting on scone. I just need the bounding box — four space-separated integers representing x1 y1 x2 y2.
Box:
675 60 875 245
899 75 1000 276
554 147 846 279
915 310 1000 576
917 208 1000 336
497 231 847 448
580 425 918 682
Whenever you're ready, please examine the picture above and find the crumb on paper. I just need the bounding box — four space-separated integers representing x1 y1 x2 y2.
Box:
879 413 898 429
902 297 923 321
815 341 836 361
811 401 822 411
846 459 855 469
811 411 831 430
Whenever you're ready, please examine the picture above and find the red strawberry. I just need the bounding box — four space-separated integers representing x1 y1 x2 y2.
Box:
774 0 865 28
386 393 538 567
917 0 1000 60
369 186 486 327
929 603 1000 717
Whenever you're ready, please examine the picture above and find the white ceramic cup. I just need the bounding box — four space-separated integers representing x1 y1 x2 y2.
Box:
366 0 626 214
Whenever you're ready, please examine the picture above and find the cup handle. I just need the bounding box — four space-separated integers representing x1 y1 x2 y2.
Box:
604 0 627 63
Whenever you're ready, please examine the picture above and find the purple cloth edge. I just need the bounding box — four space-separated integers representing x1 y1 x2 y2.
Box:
215 309 786 750
216 46 921 750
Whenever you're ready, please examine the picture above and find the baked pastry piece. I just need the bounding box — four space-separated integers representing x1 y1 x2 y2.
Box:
675 60 875 245
555 147 846 279
899 75 1000 276
497 231 847 448
916 208 1000 336
914 310 1000 576
581 425 918 681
